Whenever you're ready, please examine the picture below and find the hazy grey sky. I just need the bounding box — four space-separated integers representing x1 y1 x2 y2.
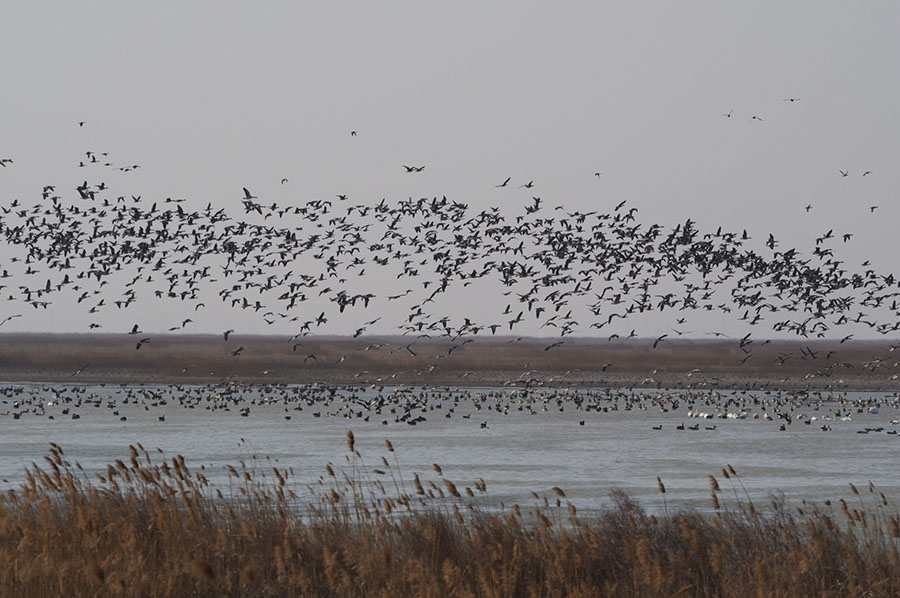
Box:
2 2 899 339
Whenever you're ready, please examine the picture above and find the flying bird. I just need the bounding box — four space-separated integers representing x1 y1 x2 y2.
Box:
0 314 22 327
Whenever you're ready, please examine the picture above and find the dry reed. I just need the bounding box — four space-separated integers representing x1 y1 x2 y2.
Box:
1 441 899 597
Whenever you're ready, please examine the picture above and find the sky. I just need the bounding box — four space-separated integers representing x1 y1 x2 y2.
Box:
1 2 899 339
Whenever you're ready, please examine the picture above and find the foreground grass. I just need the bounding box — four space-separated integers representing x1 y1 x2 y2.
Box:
2 437 900 597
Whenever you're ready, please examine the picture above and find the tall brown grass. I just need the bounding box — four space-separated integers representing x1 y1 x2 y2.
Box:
2 439 900 597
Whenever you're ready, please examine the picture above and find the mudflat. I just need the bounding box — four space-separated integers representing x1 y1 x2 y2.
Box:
0 333 897 390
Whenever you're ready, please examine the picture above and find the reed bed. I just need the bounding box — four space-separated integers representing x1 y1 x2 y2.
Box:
1 332 897 389
2 437 900 597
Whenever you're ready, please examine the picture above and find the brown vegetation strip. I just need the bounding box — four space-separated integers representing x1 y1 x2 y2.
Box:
1 333 899 390
3 442 900 597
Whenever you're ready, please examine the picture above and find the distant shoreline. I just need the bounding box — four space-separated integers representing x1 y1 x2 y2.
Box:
1 333 898 391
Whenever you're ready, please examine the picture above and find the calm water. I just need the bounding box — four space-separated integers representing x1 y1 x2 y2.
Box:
1 382 899 514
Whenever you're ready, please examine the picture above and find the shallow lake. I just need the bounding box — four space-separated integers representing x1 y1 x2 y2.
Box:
1 382 898 515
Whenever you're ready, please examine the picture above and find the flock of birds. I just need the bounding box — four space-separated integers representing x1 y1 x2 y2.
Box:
0 129 898 362
1 381 899 437
0 111 898 391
